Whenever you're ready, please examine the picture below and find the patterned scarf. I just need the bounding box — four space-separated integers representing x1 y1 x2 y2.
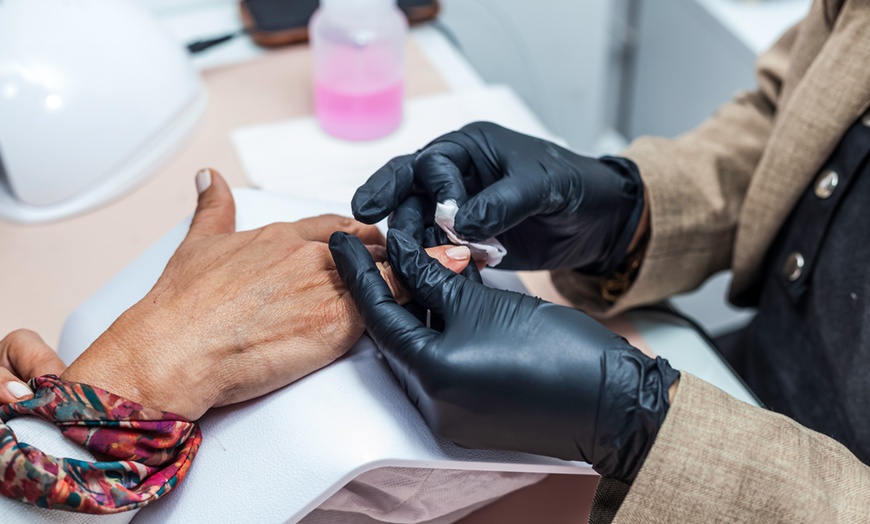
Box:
0 375 201 513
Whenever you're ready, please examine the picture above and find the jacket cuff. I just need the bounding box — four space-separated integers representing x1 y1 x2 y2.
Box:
551 138 733 317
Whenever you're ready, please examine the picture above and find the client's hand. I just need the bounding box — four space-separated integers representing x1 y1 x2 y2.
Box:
62 170 472 419
0 330 66 403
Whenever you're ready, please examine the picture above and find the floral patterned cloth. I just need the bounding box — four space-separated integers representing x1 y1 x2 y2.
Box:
0 375 202 514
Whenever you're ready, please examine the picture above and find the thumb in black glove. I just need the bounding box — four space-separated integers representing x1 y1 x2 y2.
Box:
329 228 679 482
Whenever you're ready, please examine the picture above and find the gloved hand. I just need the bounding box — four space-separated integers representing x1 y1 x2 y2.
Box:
351 122 646 274
329 229 680 482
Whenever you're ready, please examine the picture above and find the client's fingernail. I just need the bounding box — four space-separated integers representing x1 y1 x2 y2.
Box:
6 381 32 399
446 246 471 261
196 169 212 194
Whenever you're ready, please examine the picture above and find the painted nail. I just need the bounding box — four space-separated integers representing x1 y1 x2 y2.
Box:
195 168 212 194
6 381 32 399
445 246 470 261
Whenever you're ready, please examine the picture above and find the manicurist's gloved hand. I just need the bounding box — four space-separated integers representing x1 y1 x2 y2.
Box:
329 229 680 482
351 122 646 274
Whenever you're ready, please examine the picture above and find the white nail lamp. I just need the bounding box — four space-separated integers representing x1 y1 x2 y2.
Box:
0 0 206 223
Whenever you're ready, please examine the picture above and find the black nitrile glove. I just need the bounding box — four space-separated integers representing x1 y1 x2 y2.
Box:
351 122 645 275
329 229 680 483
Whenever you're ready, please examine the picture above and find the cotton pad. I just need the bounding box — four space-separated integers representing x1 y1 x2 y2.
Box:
435 199 507 267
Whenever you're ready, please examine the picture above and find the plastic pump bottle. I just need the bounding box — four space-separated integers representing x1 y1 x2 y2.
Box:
310 0 408 141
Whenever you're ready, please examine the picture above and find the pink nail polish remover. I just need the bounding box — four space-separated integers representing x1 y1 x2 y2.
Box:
310 0 408 141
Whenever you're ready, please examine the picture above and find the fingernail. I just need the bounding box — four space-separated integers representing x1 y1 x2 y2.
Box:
446 246 470 261
6 381 32 399
196 169 212 194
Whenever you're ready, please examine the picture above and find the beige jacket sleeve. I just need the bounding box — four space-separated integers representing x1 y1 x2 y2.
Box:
551 22 798 317
591 374 870 523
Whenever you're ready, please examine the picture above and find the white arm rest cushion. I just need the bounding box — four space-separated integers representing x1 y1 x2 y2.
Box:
49 189 590 524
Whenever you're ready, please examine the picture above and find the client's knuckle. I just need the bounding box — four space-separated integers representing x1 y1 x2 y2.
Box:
327 214 355 229
260 222 288 237
296 240 327 261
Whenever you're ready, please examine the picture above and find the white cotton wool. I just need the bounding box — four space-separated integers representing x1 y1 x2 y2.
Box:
434 200 507 267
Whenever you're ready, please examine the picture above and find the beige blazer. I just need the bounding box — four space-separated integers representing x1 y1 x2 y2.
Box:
552 0 870 521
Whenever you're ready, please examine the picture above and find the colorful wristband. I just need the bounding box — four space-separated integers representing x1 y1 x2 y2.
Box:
0 375 202 514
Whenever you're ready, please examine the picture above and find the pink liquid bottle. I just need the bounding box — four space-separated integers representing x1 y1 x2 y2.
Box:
310 0 408 141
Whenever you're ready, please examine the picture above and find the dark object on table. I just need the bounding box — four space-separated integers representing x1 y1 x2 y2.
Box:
241 0 439 48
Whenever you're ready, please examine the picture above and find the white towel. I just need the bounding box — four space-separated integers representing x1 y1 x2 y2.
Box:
434 200 507 267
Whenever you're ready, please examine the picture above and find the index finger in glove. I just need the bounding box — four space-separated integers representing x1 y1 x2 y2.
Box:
412 138 473 208
386 229 472 321
352 154 416 224
388 194 428 245
329 232 439 377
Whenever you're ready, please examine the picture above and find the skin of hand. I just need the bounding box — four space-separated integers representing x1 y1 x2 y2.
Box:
0 330 66 404
60 170 471 420
329 228 680 482
351 122 647 274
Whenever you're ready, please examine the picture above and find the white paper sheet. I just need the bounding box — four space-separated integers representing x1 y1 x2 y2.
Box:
231 85 561 205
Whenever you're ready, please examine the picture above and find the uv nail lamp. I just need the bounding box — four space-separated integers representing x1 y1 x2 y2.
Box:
0 0 205 223
53 189 591 523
